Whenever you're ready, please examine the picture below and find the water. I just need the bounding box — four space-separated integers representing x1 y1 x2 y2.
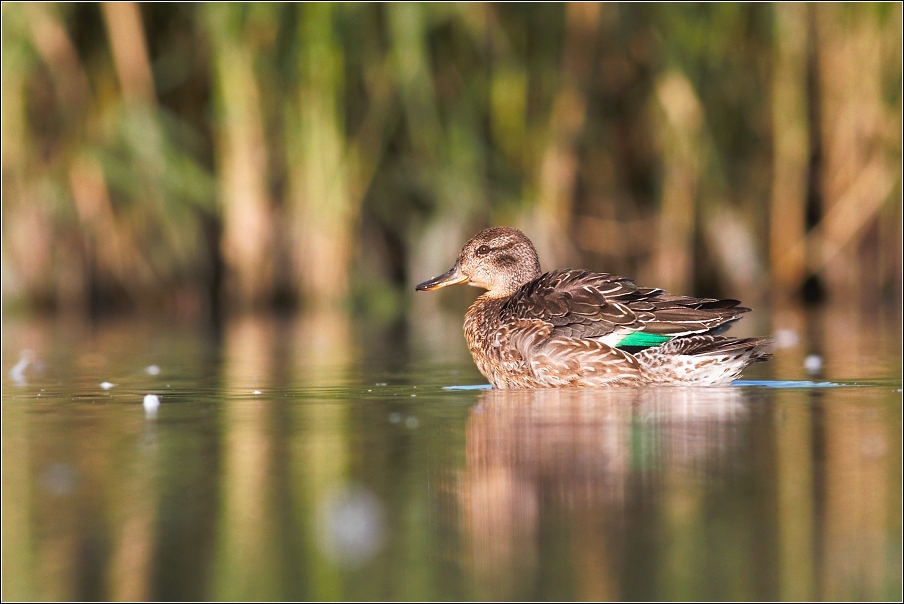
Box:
2 309 901 601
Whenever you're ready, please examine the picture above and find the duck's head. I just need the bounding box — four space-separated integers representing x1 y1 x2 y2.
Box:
416 227 541 298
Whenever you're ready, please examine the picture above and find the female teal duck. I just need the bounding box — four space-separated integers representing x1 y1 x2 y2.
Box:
416 227 770 388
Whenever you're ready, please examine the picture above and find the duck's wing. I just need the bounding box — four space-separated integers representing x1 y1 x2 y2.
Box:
500 269 749 341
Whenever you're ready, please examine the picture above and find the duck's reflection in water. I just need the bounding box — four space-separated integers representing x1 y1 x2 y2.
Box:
461 387 749 600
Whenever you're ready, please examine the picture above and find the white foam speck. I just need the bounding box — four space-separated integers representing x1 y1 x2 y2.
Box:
143 394 160 418
100 382 115 390
145 365 161 376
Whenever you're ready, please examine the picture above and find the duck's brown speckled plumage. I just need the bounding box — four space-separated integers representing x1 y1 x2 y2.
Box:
417 227 770 388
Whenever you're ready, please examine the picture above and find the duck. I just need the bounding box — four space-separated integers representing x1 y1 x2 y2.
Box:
416 226 770 388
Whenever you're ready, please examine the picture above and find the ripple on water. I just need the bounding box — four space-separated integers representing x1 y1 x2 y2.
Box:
444 379 866 391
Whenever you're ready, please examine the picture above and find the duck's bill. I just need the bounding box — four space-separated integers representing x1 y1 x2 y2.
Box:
415 262 469 291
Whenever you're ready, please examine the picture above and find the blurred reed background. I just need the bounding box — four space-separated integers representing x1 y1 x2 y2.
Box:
2 3 901 319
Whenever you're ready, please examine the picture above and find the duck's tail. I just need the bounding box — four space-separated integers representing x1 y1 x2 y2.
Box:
634 335 771 385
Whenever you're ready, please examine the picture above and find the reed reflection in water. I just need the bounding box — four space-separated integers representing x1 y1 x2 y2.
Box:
213 310 368 601
214 317 281 600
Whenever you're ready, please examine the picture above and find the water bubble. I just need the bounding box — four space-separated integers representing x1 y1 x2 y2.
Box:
145 365 161 376
405 416 419 429
803 354 822 374
860 434 887 458
773 329 799 349
9 349 34 385
317 484 384 568
100 381 116 390
388 412 402 424
41 463 77 496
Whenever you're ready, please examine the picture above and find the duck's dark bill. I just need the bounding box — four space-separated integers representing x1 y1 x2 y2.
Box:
416 263 469 291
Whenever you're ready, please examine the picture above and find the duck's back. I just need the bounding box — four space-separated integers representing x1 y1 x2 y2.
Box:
501 269 749 341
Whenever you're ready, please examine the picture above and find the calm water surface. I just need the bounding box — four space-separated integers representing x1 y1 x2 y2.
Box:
2 308 901 601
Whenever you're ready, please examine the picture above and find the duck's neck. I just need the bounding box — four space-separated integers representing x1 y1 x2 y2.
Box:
464 294 506 338
480 270 539 299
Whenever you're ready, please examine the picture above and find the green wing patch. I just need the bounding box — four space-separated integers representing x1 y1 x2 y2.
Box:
616 332 671 349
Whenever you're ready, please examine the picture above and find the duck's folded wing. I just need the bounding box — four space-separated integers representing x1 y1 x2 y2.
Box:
501 270 642 339
503 318 643 386
500 269 750 340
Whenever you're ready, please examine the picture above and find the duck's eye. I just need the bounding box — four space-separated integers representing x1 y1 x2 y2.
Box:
475 245 491 257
